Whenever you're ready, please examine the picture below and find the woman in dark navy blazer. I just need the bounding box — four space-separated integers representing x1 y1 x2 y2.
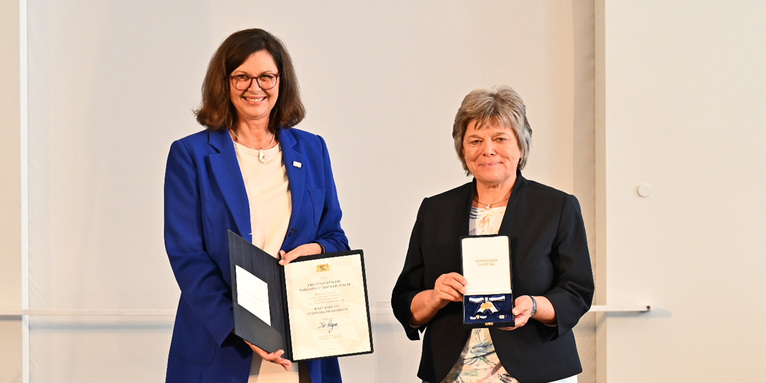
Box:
391 86 594 383
164 29 348 383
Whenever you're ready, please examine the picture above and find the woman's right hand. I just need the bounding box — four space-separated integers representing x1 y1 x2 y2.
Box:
410 272 467 326
430 272 468 309
244 340 292 370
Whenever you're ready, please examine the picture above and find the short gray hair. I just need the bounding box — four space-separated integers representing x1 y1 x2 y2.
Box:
452 85 532 175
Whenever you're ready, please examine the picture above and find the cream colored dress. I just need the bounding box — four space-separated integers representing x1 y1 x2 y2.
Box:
234 141 310 383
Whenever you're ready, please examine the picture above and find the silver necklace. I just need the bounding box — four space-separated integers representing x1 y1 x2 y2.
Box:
473 196 510 209
230 130 275 163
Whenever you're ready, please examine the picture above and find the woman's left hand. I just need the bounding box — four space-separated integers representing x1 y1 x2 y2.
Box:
243 339 292 370
278 243 323 265
499 295 550 331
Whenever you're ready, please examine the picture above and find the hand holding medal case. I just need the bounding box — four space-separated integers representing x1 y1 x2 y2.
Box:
461 235 514 326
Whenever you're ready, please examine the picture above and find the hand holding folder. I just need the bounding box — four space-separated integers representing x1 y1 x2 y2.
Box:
228 231 374 361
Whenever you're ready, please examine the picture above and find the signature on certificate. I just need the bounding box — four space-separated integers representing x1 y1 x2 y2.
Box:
318 318 339 333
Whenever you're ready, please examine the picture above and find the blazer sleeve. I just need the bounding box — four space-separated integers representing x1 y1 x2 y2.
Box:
311 136 350 254
543 194 594 337
391 198 428 340
164 140 235 347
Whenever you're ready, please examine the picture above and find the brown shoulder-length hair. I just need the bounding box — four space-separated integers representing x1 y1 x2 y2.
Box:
452 85 532 175
195 28 305 133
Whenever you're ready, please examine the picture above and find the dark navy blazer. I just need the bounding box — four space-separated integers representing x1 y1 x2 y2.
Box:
391 174 594 383
164 127 348 383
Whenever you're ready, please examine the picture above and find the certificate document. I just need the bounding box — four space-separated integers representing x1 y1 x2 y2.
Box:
228 231 373 361
284 253 371 360
461 235 514 326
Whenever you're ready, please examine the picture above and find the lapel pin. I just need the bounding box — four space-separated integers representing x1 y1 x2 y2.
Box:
293 161 302 168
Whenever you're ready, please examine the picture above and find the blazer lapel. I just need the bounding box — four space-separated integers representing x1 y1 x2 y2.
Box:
207 129 251 239
462 180 476 235
498 171 525 234
278 128 306 246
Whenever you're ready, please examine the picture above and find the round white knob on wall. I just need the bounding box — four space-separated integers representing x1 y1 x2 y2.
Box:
636 183 653 198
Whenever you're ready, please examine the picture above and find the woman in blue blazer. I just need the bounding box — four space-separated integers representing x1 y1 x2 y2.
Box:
391 86 594 383
164 28 348 383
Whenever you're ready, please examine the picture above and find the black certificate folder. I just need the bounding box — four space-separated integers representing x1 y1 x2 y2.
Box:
227 231 373 361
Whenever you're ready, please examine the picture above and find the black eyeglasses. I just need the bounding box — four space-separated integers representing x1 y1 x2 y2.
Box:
230 73 280 91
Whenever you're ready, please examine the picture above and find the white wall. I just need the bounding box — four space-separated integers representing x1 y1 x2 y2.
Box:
1 0 23 381
7 1 763 381
597 1 766 381
4 1 592 382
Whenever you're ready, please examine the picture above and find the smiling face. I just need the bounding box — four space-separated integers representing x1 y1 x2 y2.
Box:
462 118 522 189
229 50 280 129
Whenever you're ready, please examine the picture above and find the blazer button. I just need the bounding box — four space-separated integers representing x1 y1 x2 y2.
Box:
288 228 297 237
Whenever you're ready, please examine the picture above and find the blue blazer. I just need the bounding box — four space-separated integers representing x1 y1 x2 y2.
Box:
164 127 349 383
